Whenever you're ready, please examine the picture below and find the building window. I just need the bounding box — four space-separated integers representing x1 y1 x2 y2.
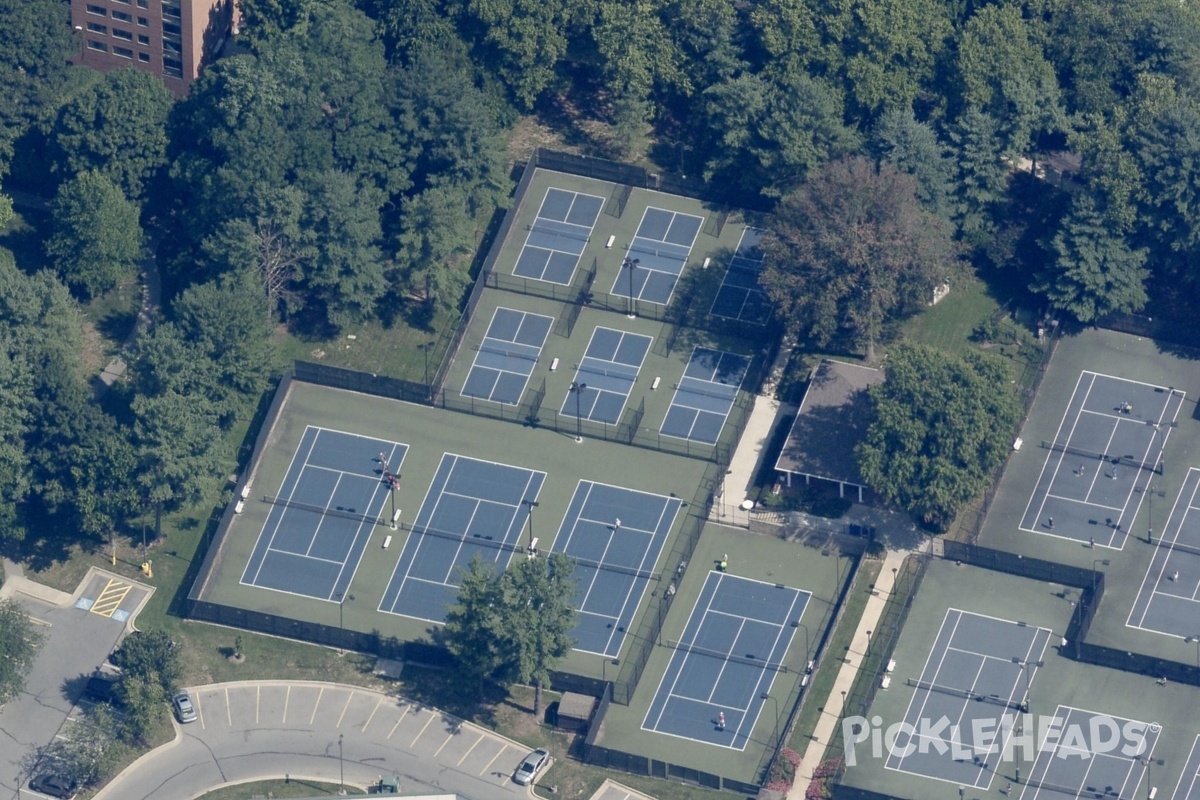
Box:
162 6 181 19
138 52 150 62
112 9 132 21
86 21 107 33
113 46 134 59
137 34 149 45
137 16 148 26
112 28 133 41
137 0 148 6
111 0 130 4
86 40 107 52
163 38 181 53
162 22 181 35
163 57 183 78
85 4 106 15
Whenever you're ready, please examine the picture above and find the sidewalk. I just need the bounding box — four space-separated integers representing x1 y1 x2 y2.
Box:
788 548 911 799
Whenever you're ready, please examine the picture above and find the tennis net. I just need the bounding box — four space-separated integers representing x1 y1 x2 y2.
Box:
478 340 540 362
531 222 591 243
629 241 687 262
1023 776 1106 798
677 380 739 402
1155 536 1200 559
263 495 385 527
906 678 1025 711
668 640 788 673
565 554 660 582
1040 441 1163 475
578 361 638 381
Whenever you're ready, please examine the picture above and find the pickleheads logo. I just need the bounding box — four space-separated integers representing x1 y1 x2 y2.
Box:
841 713 1158 766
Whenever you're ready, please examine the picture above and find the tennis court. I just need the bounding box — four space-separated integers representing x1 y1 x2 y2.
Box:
513 187 605 284
1019 705 1158 800
241 426 406 602
1171 736 1200 800
560 326 651 425
885 608 1052 788
547 480 682 658
710 227 771 324
660 347 750 445
1019 371 1183 548
461 307 553 405
610 207 703 305
1128 467 1200 639
377 453 545 623
641 572 810 750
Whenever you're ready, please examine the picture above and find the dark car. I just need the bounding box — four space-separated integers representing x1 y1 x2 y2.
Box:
28 772 77 799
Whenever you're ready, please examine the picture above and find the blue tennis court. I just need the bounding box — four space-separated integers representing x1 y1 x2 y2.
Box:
461 307 553 405
1128 467 1200 639
561 327 651 425
660 347 750 444
548 481 682 658
1019 705 1157 800
378 453 545 623
642 572 810 750
710 227 771 324
610 207 703 305
513 187 604 284
241 426 406 602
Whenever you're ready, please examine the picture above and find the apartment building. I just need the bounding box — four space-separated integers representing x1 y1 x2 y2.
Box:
70 0 237 97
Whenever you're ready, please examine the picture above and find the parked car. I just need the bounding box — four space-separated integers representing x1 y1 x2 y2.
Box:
28 772 77 799
172 691 197 723
513 748 549 785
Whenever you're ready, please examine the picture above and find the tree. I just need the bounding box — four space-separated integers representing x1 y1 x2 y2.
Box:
1033 195 1149 323
459 0 574 107
494 554 577 714
760 157 960 362
0 597 44 704
50 68 174 203
872 107 955 220
440 556 509 696
45 171 143 299
947 107 1009 245
110 630 182 698
114 671 169 744
857 343 1022 530
173 273 274 403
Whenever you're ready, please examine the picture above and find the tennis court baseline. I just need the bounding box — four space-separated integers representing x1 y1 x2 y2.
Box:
548 480 682 658
1019 705 1157 800
1019 371 1182 548
378 453 544 623
641 572 810 750
461 307 554 405
710 227 771 324
513 187 604 285
610 206 703 305
560 326 652 425
241 426 406 602
1170 735 1200 800
660 347 750 445
1128 467 1200 639
885 608 1051 789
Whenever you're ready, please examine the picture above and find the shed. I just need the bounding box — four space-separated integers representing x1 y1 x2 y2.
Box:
555 692 597 733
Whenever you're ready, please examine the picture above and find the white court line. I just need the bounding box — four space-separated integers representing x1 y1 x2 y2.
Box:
1019 373 1095 532
1131 468 1200 630
1043 492 1126 512
1168 735 1200 800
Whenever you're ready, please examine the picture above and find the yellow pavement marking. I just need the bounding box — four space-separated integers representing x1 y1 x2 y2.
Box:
310 687 324 725
410 712 435 747
335 692 352 728
362 698 383 732
434 729 456 757
255 685 260 725
481 746 507 776
456 733 483 766
28 616 52 627
387 704 409 738
196 693 206 730
225 686 232 727
283 686 291 724
89 579 132 617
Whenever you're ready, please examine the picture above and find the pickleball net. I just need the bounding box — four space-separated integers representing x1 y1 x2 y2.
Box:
906 678 1026 711
263 495 386 527
1040 441 1163 474
668 640 789 673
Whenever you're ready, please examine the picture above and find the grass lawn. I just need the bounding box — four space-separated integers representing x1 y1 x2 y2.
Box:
900 275 1003 356
195 779 366 799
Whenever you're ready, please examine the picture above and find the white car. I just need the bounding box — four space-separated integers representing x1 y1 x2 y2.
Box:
172 691 197 723
513 748 549 785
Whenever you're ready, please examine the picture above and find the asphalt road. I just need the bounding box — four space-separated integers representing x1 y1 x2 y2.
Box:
94 681 539 800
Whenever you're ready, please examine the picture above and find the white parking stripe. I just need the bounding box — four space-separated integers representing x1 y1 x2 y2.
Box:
388 704 409 738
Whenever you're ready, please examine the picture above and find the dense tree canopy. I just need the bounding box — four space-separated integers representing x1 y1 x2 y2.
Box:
0 597 44 705
857 344 1023 530
46 171 143 299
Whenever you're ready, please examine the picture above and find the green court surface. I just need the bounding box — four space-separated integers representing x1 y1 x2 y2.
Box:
842 558 1200 800
588 522 855 786
976 328 1200 666
195 378 711 663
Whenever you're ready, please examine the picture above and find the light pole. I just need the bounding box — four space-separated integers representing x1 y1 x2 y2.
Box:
840 690 846 712
571 382 587 442
623 256 640 318
521 500 539 551
1187 636 1200 669
1139 756 1164 800
1140 487 1165 543
1011 658 1044 713
761 692 780 744
388 472 400 527
1092 558 1110 596
866 630 873 658
792 620 811 664
338 733 345 795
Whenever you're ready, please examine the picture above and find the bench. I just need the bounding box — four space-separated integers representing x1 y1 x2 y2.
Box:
887 659 896 673
382 534 392 549
606 235 615 248
881 675 892 689
702 257 711 268
234 500 245 514
651 376 661 390
550 357 559 371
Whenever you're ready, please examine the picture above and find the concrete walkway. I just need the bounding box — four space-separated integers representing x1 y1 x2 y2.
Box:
788 548 911 799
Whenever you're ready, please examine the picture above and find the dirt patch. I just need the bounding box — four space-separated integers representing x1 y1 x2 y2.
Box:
508 116 573 163
79 321 107 375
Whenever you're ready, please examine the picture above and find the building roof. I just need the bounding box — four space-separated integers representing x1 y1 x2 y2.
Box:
775 359 884 487
558 691 597 720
